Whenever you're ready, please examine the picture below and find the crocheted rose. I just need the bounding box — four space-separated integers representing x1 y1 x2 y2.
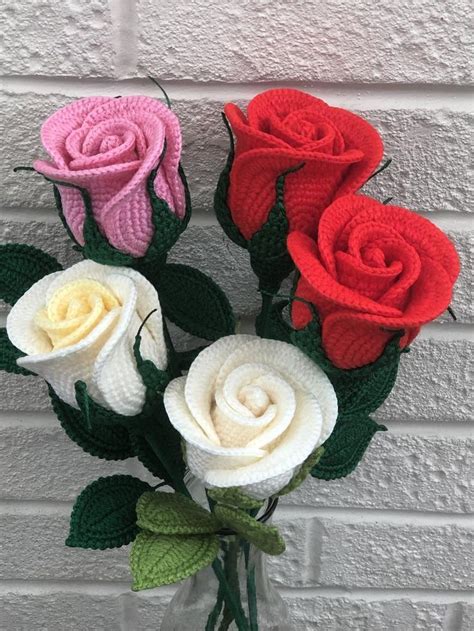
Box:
6 260 167 415
288 195 460 369
164 335 338 499
34 96 185 257
224 89 383 239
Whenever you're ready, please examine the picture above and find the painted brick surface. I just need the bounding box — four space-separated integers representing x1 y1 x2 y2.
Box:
318 520 473 589
1 92 472 216
137 0 473 84
0 1 114 77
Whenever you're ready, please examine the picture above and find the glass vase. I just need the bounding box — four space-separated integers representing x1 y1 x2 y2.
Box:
160 532 291 631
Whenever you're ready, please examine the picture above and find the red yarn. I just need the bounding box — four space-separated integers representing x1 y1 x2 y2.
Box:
288 195 460 369
224 89 383 240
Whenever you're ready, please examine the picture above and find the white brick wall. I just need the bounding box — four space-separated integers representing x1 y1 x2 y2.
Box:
0 1 472 629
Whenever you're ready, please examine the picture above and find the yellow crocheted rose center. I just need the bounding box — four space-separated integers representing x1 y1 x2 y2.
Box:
35 279 120 350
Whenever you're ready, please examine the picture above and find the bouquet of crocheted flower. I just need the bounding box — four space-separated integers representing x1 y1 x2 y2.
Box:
0 88 459 631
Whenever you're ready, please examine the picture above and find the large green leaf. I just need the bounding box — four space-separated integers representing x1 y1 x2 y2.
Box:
66 475 152 549
292 318 402 419
0 328 33 376
311 416 386 480
158 263 235 340
130 531 219 590
49 387 134 461
214 505 285 556
136 491 220 535
207 487 264 511
0 243 62 305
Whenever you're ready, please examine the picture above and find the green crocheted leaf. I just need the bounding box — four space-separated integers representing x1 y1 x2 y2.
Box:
137 491 220 535
128 432 171 481
214 505 285 556
0 328 34 376
276 446 325 496
311 416 386 480
0 243 62 305
67 475 153 549
176 345 208 371
256 300 293 342
49 387 134 461
158 263 235 340
207 487 264 511
131 531 220 591
292 319 402 419
214 114 248 249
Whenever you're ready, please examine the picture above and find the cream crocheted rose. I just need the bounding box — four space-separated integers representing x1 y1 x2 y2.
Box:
7 260 167 416
164 335 338 498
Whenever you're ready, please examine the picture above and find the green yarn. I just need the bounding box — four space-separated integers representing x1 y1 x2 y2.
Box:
292 317 402 420
0 328 33 376
42 156 191 268
276 446 325 496
0 243 62 305
49 386 134 461
214 505 285 556
157 263 236 340
66 475 152 550
207 487 264 511
214 113 248 249
311 416 386 480
137 491 220 535
130 531 220 591
255 299 292 343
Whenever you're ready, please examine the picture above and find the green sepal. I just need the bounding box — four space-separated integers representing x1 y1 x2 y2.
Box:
136 491 220 535
158 263 235 340
0 328 33 376
276 446 325 496
0 243 62 305
130 531 220 591
66 475 153 549
49 387 134 461
292 318 402 420
214 113 248 249
207 487 264 511
43 157 191 268
214 505 285 556
247 166 302 293
311 416 386 480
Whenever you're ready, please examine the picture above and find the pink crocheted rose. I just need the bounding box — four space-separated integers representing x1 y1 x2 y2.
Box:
34 96 185 257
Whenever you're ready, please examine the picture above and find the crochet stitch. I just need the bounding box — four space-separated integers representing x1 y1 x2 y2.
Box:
288 194 460 368
67 475 152 549
224 89 383 240
34 96 186 257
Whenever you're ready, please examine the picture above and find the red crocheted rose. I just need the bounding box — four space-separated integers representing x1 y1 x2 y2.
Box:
224 89 383 240
288 195 460 369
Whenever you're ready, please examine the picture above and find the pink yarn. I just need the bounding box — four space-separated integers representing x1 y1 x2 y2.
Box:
34 96 185 257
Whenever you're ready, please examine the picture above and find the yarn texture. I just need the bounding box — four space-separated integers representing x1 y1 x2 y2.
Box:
288 194 460 368
163 335 338 498
6 259 167 415
224 89 383 240
34 96 185 257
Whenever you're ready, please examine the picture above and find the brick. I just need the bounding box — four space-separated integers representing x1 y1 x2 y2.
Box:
461 603 474 631
285 596 449 631
1 514 130 581
1 92 472 218
317 520 473 590
267 516 313 587
137 0 472 84
284 433 473 513
375 339 473 423
0 425 147 501
0 1 114 77
134 591 178 631
1 592 123 631
0 217 472 323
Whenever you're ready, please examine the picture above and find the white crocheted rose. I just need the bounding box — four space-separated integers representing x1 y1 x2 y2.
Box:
164 335 338 498
6 260 167 416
